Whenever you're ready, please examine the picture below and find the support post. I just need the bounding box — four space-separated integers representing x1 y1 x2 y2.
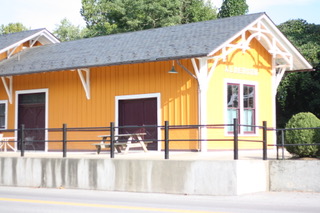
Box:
164 121 169 159
20 124 25 157
110 122 115 158
193 58 209 152
263 121 267 160
62 123 67 158
281 129 285 160
233 119 238 160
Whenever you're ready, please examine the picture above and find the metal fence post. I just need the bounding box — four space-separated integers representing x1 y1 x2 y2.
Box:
110 122 115 158
263 121 267 160
20 124 25 157
233 118 238 160
164 121 169 159
62 123 67 158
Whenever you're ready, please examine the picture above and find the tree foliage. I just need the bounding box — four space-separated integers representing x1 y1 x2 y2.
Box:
278 19 320 65
0 23 29 35
80 0 217 37
277 71 320 127
53 18 87 41
217 0 248 18
276 19 320 128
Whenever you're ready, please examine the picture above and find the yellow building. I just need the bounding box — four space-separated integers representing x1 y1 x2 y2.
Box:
0 13 312 152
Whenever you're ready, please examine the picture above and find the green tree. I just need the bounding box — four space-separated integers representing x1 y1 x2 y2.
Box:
53 18 88 41
285 112 320 157
276 19 320 128
217 0 248 18
180 0 217 24
80 0 217 37
0 23 29 34
277 71 320 128
278 19 320 65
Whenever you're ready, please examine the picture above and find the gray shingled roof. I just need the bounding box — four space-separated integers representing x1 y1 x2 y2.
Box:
0 13 265 76
0 29 45 51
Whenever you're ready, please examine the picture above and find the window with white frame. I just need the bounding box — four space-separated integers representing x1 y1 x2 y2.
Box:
0 101 7 129
227 83 256 134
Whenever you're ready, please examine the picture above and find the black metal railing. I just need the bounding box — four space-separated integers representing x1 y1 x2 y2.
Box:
274 127 320 160
0 118 269 160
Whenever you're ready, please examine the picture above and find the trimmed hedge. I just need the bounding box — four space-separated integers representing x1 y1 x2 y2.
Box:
285 112 320 157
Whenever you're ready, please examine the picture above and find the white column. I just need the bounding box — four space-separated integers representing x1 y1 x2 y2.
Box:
197 58 209 152
271 58 278 146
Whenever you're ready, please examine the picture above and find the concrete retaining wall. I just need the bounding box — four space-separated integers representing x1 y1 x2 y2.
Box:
0 157 269 196
270 160 320 192
1 157 319 195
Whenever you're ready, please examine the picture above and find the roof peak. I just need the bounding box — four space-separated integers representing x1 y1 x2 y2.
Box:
0 28 47 37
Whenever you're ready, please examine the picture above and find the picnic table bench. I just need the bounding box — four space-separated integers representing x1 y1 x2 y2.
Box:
92 132 152 154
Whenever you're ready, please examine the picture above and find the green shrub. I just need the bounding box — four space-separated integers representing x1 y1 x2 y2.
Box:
285 112 320 157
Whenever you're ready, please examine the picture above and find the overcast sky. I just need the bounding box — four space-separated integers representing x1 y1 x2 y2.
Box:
0 0 319 32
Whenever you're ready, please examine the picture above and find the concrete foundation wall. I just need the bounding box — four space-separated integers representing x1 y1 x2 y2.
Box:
1 157 319 195
270 160 320 192
0 157 269 196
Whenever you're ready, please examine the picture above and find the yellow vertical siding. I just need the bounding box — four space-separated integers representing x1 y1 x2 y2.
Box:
0 59 198 150
206 33 274 150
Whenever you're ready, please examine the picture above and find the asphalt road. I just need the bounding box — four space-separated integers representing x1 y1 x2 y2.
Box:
0 187 319 213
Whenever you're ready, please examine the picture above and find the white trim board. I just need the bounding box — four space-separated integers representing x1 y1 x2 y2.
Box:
15 88 49 152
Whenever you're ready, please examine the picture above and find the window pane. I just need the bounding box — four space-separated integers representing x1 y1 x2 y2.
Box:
227 84 239 108
19 93 45 105
0 103 5 128
227 109 238 132
243 85 254 108
243 109 254 132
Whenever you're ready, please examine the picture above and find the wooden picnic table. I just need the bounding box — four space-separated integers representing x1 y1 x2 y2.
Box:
92 132 151 154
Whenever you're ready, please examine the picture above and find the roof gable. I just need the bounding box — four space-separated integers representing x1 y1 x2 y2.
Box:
0 28 59 57
207 13 312 71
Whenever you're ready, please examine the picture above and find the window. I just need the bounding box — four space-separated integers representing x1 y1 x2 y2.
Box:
243 85 255 133
226 83 256 134
0 101 7 129
227 84 239 132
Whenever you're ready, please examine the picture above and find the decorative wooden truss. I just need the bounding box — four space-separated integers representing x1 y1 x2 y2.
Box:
0 30 59 104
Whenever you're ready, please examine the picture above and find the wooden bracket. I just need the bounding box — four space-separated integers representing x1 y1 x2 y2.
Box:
1 76 13 104
77 68 90 100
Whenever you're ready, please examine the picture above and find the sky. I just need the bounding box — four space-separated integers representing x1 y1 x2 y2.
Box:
0 0 319 32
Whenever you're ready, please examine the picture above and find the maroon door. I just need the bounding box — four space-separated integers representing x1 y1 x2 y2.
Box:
18 93 46 151
119 98 157 150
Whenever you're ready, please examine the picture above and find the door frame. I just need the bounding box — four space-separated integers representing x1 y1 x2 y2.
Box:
15 89 49 152
115 93 161 151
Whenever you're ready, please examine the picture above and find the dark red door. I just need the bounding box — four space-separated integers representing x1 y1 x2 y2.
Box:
119 98 157 150
18 93 45 151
